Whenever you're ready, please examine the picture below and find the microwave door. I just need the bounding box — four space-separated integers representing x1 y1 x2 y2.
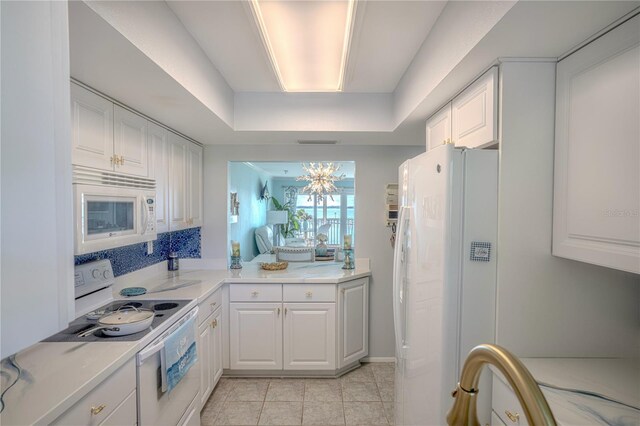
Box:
83 194 138 241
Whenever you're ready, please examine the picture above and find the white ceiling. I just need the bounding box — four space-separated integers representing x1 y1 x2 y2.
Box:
245 161 356 179
69 1 640 145
166 1 446 93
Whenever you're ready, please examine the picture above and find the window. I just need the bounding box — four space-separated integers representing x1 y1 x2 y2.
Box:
295 191 355 246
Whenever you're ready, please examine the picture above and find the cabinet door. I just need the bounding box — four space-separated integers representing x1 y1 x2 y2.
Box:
337 278 369 368
148 123 170 233
113 105 148 176
230 303 282 370
187 143 203 228
212 308 223 384
198 314 213 407
451 67 498 149
283 303 335 370
553 15 640 274
70 83 114 170
425 103 452 151
168 133 188 231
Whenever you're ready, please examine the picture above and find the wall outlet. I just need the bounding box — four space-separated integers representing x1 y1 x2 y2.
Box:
147 241 153 255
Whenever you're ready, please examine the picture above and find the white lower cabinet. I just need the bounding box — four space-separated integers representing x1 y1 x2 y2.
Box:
52 359 136 426
230 302 283 370
283 303 336 370
211 308 223 383
198 312 214 407
338 278 369 368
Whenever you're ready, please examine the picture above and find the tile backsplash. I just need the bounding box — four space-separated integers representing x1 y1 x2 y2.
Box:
74 227 201 277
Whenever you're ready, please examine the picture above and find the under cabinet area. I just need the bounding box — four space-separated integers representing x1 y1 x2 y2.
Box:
425 67 498 151
227 279 369 374
553 14 640 274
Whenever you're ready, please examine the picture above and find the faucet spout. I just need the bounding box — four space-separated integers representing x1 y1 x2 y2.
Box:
447 344 557 426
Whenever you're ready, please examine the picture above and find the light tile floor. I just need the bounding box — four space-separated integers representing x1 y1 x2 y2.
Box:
201 363 395 426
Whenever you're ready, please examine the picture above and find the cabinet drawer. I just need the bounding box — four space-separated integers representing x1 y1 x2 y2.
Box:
492 374 528 426
52 359 136 426
230 283 282 302
99 390 136 426
198 288 222 325
283 284 336 302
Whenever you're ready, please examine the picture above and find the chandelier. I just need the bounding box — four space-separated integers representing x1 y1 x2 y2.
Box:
296 162 345 202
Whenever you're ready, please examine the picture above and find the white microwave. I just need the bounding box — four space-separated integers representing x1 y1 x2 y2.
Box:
73 166 157 255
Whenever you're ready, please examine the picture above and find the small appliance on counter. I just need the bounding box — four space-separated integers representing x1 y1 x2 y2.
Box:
168 251 179 271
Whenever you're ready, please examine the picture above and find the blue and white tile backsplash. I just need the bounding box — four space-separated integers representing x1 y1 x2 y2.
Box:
75 227 201 277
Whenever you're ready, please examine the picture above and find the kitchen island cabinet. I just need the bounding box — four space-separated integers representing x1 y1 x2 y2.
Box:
227 277 368 375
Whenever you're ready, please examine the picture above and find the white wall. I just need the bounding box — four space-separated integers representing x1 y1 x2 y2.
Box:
496 61 640 358
228 162 271 261
1 1 73 358
203 145 423 357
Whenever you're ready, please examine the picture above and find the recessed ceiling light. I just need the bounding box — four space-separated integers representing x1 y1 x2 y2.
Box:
249 0 356 93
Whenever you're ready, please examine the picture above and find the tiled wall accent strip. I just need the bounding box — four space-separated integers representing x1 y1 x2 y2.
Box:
74 227 201 277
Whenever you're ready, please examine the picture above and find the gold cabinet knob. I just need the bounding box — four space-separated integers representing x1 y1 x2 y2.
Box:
211 302 217 308
505 410 520 423
119 155 125 165
305 291 313 297
251 291 259 296
211 319 217 328
284 307 288 315
90 404 106 416
277 307 280 316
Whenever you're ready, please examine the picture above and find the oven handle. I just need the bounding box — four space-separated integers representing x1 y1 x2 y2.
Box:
137 307 198 365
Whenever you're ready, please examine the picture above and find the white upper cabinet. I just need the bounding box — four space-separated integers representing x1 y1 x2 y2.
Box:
451 67 498 149
425 104 452 151
71 83 149 177
169 133 189 231
148 122 170 233
71 83 114 170
187 143 204 228
553 15 640 274
113 105 148 176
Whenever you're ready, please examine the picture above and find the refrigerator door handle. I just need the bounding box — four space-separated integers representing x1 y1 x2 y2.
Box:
393 206 410 359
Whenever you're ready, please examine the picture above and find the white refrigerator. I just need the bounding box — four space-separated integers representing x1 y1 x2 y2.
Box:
393 144 498 426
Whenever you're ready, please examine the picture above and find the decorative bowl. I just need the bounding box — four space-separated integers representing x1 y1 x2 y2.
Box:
260 261 288 271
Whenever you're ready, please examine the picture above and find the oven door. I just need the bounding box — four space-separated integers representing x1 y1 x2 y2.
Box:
74 184 156 255
136 308 200 426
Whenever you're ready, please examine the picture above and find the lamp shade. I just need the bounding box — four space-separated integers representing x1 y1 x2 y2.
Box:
267 210 288 225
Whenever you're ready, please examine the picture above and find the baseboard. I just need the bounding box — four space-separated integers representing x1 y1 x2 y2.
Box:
361 357 396 363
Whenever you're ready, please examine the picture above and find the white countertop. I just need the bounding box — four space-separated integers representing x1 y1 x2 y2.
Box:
0 259 370 425
494 358 640 425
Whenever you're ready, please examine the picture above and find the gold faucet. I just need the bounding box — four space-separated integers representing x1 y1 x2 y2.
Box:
447 344 557 426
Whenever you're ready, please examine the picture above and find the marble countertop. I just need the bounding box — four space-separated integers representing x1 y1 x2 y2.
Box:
494 358 640 425
0 259 370 424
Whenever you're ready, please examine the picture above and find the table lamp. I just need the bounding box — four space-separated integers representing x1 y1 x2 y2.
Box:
267 210 288 247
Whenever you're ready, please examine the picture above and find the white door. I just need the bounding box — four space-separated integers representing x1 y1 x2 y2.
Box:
451 67 498 149
169 133 188 231
553 14 640 274
283 303 335 370
148 122 170 233
337 279 368 368
113 105 148 176
230 303 283 370
70 83 114 170
187 143 203 228
425 103 452 151
211 308 223 384
198 314 213 407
